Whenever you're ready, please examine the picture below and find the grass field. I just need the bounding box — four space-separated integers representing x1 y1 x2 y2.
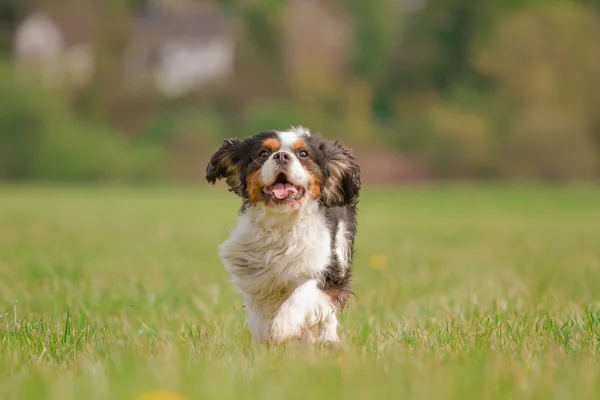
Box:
1 185 600 400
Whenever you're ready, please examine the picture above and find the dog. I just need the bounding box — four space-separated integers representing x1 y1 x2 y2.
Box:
206 126 360 345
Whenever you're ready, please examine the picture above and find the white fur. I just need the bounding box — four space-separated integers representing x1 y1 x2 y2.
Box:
268 279 335 344
219 199 340 344
277 130 301 150
335 220 350 277
288 126 312 137
260 130 310 189
317 312 340 343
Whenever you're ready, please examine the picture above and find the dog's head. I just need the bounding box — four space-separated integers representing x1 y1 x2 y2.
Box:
206 127 361 211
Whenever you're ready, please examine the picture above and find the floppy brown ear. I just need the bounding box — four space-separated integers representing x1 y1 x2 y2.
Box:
319 140 361 207
206 138 245 196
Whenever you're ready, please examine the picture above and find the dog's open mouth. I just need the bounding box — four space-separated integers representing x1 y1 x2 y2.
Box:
263 173 306 204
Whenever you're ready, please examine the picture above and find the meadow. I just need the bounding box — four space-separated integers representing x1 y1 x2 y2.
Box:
1 184 600 400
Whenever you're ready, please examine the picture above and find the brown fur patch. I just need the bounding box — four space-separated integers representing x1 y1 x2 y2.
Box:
308 174 322 199
324 288 351 312
303 157 323 200
246 169 264 204
262 138 280 152
291 139 306 153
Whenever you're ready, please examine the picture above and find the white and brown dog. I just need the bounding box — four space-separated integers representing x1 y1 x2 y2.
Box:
206 127 360 345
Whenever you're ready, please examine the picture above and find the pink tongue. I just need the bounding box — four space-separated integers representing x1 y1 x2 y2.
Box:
272 183 298 199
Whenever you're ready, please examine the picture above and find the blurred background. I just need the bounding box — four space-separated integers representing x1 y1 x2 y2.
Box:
1 0 599 185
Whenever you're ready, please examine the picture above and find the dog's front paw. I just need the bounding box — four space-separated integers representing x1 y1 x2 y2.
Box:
268 312 305 345
316 335 341 345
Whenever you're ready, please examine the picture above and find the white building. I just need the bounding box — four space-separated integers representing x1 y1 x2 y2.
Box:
13 11 95 88
124 3 235 97
12 2 235 97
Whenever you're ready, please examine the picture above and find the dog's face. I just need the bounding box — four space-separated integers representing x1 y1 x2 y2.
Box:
206 127 360 211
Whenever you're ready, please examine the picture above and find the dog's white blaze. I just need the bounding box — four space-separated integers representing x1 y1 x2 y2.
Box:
285 158 309 187
260 155 308 188
260 157 280 185
288 126 312 138
260 130 309 188
335 220 350 276
277 130 300 151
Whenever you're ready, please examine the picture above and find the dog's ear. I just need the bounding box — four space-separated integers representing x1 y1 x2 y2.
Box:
206 138 245 196
318 140 361 207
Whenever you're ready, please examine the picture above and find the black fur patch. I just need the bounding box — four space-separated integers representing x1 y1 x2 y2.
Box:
205 131 278 197
319 206 358 311
306 136 362 208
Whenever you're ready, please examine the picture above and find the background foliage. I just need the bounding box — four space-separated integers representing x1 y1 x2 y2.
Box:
1 0 600 182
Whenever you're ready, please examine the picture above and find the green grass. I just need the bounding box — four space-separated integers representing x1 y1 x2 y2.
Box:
1 184 600 399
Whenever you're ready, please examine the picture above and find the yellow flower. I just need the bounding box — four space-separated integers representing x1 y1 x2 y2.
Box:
137 392 187 400
369 254 388 270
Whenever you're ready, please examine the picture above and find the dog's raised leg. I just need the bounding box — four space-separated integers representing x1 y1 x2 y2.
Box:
268 279 333 344
317 313 340 344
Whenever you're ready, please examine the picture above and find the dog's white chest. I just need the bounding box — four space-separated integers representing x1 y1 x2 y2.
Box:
219 209 331 306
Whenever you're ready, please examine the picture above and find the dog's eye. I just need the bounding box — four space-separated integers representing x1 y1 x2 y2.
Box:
297 150 309 159
259 150 270 159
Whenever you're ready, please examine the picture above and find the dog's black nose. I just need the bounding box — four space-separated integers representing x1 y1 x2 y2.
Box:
273 152 291 163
